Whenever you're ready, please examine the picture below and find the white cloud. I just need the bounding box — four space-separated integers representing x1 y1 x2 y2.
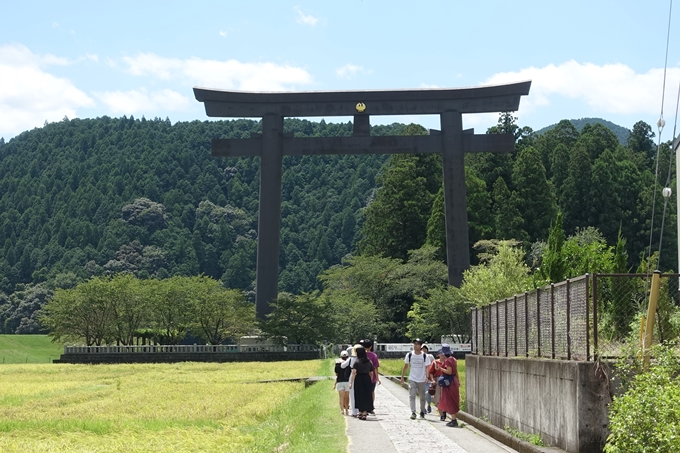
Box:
336 63 363 79
462 112 501 132
0 44 93 139
484 60 680 120
295 7 319 26
94 88 191 114
219 31 227 37
121 53 313 91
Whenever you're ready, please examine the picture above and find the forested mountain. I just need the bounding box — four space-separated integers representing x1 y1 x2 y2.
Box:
536 117 631 144
0 114 676 336
0 117 399 332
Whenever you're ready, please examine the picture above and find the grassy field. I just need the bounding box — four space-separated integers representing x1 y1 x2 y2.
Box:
379 358 466 410
0 359 346 452
0 335 64 364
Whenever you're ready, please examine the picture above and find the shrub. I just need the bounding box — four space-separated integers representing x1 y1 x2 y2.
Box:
604 344 680 452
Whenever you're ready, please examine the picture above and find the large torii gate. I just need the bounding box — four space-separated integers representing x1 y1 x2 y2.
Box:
194 81 531 318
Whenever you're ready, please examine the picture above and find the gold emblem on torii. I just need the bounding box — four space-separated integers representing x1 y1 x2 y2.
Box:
355 102 366 112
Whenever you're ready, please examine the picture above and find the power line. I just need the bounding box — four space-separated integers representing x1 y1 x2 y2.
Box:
647 0 674 271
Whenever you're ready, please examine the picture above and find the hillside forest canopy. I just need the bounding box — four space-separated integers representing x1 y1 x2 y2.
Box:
0 113 677 343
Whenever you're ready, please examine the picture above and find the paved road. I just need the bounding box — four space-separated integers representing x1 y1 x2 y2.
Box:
346 378 519 453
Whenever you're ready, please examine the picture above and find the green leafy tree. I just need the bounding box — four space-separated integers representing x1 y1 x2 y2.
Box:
320 254 406 340
539 212 567 283
425 187 446 261
577 122 620 161
491 177 528 243
561 145 592 234
258 292 333 345
325 291 380 344
486 112 535 151
459 240 534 306
190 276 255 344
535 119 579 179
41 277 116 346
146 276 194 344
561 227 615 277
425 167 493 262
549 143 570 194
589 149 626 244
406 286 474 342
359 125 441 261
1 283 51 334
359 155 436 260
511 146 557 242
627 120 655 163
108 273 147 345
466 167 493 248
319 247 447 342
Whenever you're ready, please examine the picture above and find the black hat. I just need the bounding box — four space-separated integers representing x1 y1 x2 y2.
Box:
363 339 373 348
413 338 423 345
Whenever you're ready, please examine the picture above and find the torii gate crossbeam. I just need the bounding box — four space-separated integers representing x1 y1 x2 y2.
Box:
194 82 531 318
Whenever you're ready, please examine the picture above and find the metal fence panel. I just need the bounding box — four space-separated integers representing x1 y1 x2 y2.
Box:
471 273 680 361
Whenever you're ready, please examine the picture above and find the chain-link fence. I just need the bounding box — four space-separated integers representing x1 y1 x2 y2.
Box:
593 273 680 358
471 273 680 361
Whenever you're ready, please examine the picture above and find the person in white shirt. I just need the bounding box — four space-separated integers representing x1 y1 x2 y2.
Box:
400 338 432 419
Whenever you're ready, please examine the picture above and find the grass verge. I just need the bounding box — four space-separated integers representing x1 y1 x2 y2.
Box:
240 359 345 453
0 335 64 364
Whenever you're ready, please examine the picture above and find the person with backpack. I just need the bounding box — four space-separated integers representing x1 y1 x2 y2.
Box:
400 338 432 420
436 344 461 427
333 349 352 415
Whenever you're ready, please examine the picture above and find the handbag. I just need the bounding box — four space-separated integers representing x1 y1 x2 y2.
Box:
428 382 436 395
437 374 454 387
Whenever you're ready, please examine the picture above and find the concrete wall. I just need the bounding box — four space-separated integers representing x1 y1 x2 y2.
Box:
465 355 611 453
54 351 320 364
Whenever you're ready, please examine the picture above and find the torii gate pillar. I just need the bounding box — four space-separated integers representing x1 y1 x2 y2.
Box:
194 82 531 318
257 114 284 311
441 111 467 286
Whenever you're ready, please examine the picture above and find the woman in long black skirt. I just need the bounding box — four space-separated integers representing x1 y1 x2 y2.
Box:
349 345 375 420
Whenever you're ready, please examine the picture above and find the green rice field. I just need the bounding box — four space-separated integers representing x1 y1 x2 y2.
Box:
0 337 346 453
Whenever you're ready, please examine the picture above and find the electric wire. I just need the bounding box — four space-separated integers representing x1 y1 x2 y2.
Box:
646 0 674 274
673 79 680 140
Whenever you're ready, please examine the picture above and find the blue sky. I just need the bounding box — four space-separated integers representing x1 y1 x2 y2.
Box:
1 1 679 142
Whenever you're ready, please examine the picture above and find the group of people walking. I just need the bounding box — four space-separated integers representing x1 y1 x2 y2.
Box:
334 338 460 427
333 338 380 420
